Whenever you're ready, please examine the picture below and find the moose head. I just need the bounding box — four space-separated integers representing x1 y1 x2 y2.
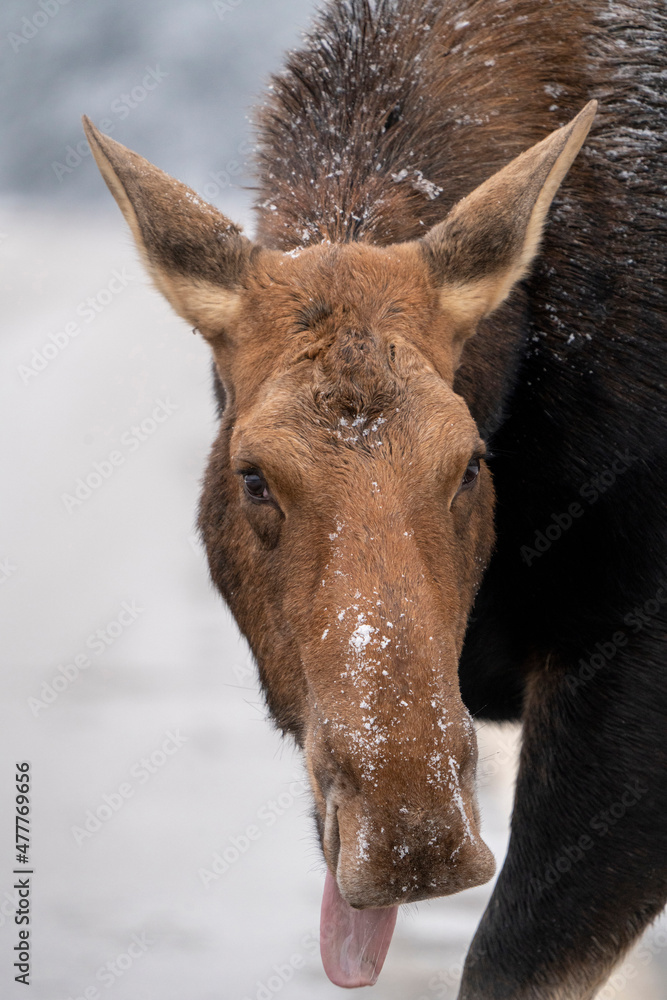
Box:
83 101 595 987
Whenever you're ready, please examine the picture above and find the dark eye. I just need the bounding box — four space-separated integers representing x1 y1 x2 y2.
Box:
243 471 272 503
460 457 480 491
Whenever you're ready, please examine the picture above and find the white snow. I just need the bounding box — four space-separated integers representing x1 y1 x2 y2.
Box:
349 619 375 652
391 168 443 200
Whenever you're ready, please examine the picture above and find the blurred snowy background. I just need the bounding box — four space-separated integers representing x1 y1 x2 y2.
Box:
0 1 665 998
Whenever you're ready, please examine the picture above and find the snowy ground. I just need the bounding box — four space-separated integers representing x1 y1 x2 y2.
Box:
1 203 665 1000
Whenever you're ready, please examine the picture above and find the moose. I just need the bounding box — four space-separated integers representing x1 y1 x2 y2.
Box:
83 0 666 996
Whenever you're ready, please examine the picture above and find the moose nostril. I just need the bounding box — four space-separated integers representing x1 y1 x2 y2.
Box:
324 802 341 870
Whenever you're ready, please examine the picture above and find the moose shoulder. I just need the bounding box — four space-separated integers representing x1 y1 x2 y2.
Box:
83 0 667 997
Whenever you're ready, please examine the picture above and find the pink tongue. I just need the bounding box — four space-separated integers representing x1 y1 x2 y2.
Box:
320 871 398 987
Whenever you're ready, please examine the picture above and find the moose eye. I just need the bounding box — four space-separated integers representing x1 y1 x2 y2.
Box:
243 471 272 503
459 457 481 492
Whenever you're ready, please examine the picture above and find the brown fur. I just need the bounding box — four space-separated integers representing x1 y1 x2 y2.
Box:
202 240 501 902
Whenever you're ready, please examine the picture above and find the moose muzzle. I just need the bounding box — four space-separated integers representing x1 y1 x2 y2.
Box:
309 705 496 986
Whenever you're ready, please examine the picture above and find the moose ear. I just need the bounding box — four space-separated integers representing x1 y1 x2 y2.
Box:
422 101 597 342
82 116 254 336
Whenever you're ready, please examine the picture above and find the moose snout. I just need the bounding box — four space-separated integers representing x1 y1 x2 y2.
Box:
307 685 496 909
320 783 496 909
304 587 497 909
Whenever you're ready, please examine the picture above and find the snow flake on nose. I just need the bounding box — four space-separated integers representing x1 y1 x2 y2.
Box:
427 749 445 787
328 517 344 542
326 712 389 789
356 817 371 862
350 614 375 652
448 756 476 844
